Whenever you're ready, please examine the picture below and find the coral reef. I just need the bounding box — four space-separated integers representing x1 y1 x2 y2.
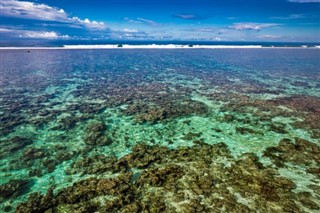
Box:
135 108 166 124
211 93 320 139
0 179 31 200
83 122 112 146
123 97 208 124
264 137 320 167
15 141 319 213
1 48 319 213
68 154 118 175
0 137 33 158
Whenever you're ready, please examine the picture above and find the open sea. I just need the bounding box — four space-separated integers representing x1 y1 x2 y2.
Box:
0 48 320 212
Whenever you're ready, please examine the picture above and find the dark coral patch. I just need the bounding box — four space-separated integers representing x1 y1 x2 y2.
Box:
83 122 112 146
0 179 32 200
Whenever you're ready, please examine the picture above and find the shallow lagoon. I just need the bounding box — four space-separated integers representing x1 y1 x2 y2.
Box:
0 49 319 212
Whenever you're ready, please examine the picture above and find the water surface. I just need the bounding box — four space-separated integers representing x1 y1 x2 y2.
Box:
1 49 319 212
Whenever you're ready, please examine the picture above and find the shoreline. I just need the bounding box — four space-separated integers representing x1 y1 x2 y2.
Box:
1 44 320 50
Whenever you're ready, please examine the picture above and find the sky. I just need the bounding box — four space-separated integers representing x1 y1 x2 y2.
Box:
0 0 320 44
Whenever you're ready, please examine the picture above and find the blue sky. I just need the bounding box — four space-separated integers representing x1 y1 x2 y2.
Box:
1 0 319 43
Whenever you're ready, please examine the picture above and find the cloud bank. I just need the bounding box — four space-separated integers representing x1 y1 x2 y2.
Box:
0 0 106 30
0 28 69 39
229 23 280 31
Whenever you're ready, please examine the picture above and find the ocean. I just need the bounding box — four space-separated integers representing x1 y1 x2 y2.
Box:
1 39 320 48
0 48 319 212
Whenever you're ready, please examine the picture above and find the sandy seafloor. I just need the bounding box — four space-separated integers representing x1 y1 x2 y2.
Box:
0 48 319 212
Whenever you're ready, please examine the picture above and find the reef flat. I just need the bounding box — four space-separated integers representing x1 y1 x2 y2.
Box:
0 49 319 212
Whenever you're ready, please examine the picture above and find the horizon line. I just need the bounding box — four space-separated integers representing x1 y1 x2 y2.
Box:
1 44 320 50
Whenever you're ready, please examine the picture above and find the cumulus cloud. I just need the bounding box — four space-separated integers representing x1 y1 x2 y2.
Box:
71 17 106 30
0 0 107 30
0 28 69 39
229 22 280 31
287 0 320 3
172 14 210 21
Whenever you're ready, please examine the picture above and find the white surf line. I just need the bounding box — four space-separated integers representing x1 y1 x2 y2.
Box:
62 44 264 49
0 44 319 50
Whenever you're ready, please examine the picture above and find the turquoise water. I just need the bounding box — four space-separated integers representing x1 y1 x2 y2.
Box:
0 49 319 212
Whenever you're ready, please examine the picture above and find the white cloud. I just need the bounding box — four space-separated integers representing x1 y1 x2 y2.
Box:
0 0 68 21
0 28 13 32
109 28 151 39
124 17 160 26
229 23 280 31
184 28 228 35
197 28 216 33
287 0 320 3
124 17 142 24
137 18 160 26
22 31 59 39
0 0 107 30
71 17 106 30
212 37 222 41
172 14 210 21
0 27 69 39
271 14 306 20
122 28 138 33
259 34 282 39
